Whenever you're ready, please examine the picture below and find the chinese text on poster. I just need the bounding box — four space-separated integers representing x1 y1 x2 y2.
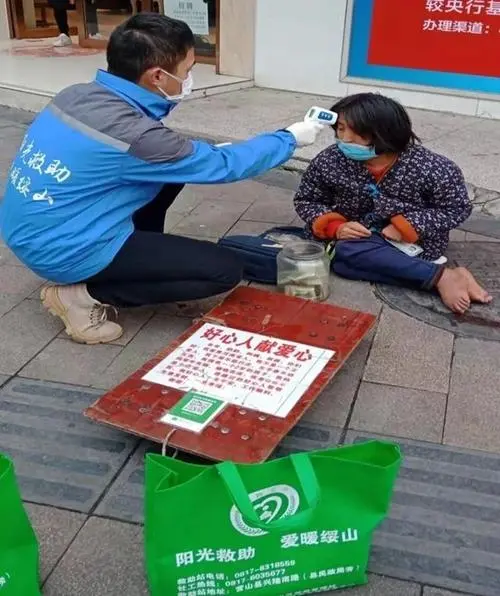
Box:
367 0 500 78
144 323 334 418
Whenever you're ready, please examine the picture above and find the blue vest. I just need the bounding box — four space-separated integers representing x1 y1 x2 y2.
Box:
0 70 296 283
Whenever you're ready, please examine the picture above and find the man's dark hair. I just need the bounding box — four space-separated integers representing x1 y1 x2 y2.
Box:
330 93 421 154
107 13 195 82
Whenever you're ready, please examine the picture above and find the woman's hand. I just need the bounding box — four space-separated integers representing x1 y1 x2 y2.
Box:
337 222 372 240
381 224 403 242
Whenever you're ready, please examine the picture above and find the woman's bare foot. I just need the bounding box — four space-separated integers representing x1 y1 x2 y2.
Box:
435 269 470 314
456 267 493 304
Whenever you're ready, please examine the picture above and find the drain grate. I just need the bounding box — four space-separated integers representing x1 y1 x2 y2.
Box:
272 421 341 459
376 242 500 341
0 378 138 512
347 432 500 596
95 442 151 524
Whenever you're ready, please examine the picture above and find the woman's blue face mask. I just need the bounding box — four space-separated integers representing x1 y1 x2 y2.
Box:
336 140 378 161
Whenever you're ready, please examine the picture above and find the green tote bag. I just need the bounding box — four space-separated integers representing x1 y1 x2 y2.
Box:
145 440 401 596
0 454 40 595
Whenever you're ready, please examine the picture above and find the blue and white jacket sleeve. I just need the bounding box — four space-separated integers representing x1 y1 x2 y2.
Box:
122 124 296 185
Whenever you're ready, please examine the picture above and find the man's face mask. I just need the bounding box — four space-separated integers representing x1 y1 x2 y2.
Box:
336 140 378 161
157 69 194 102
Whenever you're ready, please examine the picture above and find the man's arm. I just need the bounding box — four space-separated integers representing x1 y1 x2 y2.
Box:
121 125 297 185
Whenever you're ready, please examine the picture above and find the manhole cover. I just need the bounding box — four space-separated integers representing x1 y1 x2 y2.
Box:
376 242 500 341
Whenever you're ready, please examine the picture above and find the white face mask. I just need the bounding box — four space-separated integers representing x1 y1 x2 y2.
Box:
157 69 194 102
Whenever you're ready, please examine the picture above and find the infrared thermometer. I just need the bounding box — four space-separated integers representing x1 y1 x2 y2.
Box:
304 106 338 125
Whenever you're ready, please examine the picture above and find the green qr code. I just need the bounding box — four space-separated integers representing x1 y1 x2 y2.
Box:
182 398 212 416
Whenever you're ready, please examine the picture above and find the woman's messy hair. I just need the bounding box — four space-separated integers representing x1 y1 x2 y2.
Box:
331 93 421 154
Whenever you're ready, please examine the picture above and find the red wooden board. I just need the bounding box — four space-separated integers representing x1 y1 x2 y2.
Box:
84 287 375 463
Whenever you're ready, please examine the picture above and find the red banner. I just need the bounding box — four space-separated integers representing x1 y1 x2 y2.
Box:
367 0 500 78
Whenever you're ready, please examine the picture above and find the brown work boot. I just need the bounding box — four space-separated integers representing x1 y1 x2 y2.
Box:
41 284 123 344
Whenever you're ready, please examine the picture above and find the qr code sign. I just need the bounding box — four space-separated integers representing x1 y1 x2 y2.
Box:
182 398 212 417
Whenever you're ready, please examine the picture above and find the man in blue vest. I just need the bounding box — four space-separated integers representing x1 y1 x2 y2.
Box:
0 14 323 345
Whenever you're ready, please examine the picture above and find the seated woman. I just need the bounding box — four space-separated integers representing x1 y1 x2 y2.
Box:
294 93 492 314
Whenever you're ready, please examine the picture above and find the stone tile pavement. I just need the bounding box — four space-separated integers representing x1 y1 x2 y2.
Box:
1 98 500 595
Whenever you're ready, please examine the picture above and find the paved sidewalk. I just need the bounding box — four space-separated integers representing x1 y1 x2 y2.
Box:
1 97 500 596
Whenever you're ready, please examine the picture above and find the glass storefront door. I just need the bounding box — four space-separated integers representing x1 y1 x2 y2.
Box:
7 0 78 39
77 0 133 46
7 0 218 67
78 0 217 64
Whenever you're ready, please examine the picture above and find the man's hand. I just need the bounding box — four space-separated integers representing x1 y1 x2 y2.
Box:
382 224 403 242
286 121 324 148
337 222 372 240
